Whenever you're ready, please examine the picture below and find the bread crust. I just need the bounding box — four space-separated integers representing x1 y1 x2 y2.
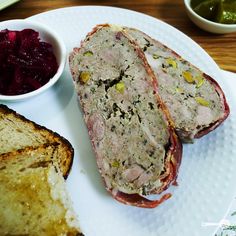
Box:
0 104 74 178
0 143 83 236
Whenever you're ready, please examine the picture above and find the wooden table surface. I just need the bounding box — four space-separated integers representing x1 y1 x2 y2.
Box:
1 0 236 72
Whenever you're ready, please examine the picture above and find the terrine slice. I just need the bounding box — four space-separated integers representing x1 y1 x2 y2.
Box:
69 24 182 208
124 27 230 142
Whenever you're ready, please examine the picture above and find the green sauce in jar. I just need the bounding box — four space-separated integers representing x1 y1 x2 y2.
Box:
190 0 236 24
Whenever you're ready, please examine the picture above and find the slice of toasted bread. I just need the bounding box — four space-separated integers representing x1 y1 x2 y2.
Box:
0 144 83 236
0 104 74 178
123 27 230 142
69 24 182 208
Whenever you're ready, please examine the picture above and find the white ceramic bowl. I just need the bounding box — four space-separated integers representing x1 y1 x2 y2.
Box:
0 19 66 101
184 0 236 34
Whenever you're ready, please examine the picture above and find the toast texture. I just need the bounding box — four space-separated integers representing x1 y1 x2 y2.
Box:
0 144 83 236
0 104 74 178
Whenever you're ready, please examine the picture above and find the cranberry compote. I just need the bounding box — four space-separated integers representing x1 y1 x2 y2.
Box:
0 29 58 95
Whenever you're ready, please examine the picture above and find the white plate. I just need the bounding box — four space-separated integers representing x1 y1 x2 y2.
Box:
3 6 236 236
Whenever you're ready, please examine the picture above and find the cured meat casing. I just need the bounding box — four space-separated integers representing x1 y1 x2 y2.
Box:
69 24 182 208
124 27 230 142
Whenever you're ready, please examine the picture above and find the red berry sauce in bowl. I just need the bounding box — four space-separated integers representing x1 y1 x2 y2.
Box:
0 20 66 101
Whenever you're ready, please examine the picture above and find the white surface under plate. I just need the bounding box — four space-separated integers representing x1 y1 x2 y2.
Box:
3 6 236 236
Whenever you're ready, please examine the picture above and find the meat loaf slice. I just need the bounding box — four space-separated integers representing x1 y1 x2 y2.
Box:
69 24 182 208
124 27 230 142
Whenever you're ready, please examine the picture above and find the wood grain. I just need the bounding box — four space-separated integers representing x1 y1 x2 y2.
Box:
0 0 236 72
